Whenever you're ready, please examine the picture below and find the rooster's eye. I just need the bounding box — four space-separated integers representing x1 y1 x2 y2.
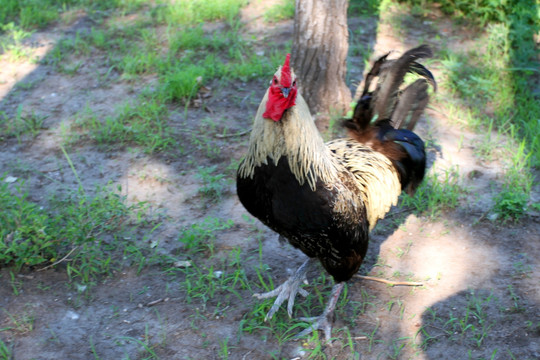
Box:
293 80 296 86
273 77 278 85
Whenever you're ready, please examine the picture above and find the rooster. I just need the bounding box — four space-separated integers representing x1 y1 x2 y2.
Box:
237 46 436 340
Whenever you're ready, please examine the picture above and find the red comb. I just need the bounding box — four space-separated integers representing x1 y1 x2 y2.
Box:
281 54 292 88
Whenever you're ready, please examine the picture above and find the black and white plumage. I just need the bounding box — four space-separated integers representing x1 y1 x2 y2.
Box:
237 45 436 339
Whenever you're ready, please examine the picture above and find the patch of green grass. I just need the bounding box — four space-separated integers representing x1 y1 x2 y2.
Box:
0 106 47 142
88 27 108 49
400 166 463 218
3 0 58 29
360 318 381 353
422 290 496 348
0 170 152 284
178 217 234 255
15 77 41 91
167 21 247 55
0 0 146 30
0 338 12 360
36 3 286 117
493 140 534 221
511 253 532 279
2 307 34 334
168 26 215 52
440 54 497 119
118 335 160 360
41 16 283 152
159 40 279 103
0 178 59 269
264 0 295 23
472 120 500 162
438 23 517 127
0 23 33 61
114 0 149 13
401 0 539 218
158 24 242 95
179 250 250 306
436 21 537 220
153 0 248 26
218 337 231 360
74 97 176 153
43 21 142 70
117 33 160 77
335 327 362 360
401 0 509 27
157 20 286 103
226 51 281 81
159 63 207 102
506 284 525 314
492 186 528 223
385 337 409 360
46 186 142 284
188 117 225 159
196 165 229 203
41 30 95 68
40 39 71 68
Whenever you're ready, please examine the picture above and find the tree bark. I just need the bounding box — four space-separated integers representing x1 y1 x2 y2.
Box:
292 0 351 120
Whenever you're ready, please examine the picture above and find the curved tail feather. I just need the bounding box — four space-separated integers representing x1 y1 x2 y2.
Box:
343 45 436 195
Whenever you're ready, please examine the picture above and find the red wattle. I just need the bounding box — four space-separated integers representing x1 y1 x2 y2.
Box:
263 87 297 121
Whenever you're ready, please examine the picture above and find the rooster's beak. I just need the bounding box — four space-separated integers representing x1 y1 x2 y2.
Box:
281 87 290 98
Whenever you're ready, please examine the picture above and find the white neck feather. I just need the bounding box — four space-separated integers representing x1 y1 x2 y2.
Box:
238 91 338 190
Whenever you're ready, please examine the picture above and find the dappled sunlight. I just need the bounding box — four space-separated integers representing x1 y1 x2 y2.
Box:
370 215 504 354
424 109 504 191
117 156 196 218
0 36 56 100
364 7 529 355
403 221 497 321
370 9 506 185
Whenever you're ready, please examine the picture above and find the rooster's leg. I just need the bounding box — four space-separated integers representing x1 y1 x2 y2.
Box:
294 282 345 341
253 258 315 321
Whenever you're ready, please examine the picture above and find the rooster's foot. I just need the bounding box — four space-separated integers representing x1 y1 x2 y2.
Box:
253 258 315 321
293 282 345 341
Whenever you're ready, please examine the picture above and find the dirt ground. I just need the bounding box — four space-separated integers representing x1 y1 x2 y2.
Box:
1 3 539 360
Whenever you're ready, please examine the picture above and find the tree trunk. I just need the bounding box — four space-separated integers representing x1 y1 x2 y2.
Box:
292 0 351 121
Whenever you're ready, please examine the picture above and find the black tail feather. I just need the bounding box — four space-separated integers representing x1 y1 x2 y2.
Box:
343 45 436 195
391 79 429 130
409 62 437 92
348 44 436 132
360 53 390 99
371 45 433 123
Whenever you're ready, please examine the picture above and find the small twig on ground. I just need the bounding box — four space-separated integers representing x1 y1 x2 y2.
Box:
37 247 78 272
356 274 423 286
146 298 169 307
215 127 251 138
